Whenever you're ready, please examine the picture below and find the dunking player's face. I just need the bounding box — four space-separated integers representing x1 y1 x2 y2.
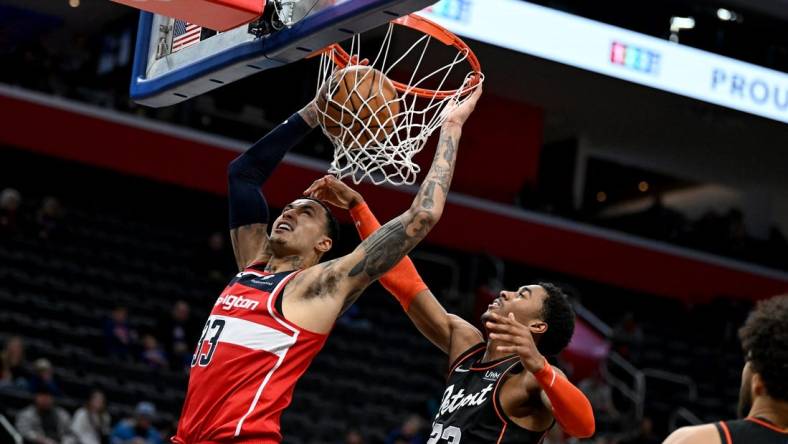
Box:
482 285 548 329
269 199 332 258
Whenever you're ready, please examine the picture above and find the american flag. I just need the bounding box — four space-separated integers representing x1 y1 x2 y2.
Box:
172 20 202 53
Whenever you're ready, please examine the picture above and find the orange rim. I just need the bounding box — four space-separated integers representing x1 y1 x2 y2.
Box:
319 13 482 99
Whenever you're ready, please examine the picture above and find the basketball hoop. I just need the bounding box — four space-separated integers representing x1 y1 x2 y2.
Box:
315 13 484 185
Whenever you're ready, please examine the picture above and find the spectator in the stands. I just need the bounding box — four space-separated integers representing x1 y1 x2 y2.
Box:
71 390 111 444
384 415 426 444
104 306 135 360
28 358 63 397
140 334 168 370
0 335 30 389
36 196 64 240
0 187 22 236
110 402 162 444
612 312 644 363
15 386 74 444
157 300 199 371
578 367 619 432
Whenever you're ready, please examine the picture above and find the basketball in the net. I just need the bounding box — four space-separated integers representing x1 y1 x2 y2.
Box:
316 65 400 148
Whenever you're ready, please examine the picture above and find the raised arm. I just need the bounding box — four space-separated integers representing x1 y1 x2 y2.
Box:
227 103 319 270
309 177 484 355
305 109 485 357
293 88 482 321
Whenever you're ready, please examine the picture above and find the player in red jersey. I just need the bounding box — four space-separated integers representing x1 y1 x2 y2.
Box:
307 177 595 443
173 86 483 444
663 294 788 444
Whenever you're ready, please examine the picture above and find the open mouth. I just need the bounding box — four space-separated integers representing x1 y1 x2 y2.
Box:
274 222 293 232
488 298 502 309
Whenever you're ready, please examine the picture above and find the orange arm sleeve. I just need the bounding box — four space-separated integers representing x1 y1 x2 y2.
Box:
349 202 428 311
533 360 596 438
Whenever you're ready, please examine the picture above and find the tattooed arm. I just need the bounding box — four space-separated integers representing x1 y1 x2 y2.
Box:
305 176 485 356
289 88 483 326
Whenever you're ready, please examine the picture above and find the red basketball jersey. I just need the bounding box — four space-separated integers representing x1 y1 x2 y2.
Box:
173 267 328 443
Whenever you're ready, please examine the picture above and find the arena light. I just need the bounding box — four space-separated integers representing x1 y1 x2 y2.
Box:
639 181 649 192
717 8 741 23
669 16 695 43
69 0 80 7
670 16 696 31
717 8 733 21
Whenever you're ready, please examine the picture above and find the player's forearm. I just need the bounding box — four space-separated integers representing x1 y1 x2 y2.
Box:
350 202 425 307
227 111 313 229
534 362 596 438
353 122 462 286
342 123 462 294
349 121 463 292
407 123 461 224
297 101 320 128
350 202 451 351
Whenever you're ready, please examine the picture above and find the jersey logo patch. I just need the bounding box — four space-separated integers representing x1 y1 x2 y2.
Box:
483 370 501 381
439 383 494 416
251 275 276 285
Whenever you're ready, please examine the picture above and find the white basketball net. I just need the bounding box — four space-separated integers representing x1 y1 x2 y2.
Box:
316 21 483 185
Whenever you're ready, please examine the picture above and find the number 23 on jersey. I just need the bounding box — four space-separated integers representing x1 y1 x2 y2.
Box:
428 422 462 444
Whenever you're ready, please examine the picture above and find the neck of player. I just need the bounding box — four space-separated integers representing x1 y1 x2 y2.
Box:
481 338 516 364
748 397 788 429
265 254 311 273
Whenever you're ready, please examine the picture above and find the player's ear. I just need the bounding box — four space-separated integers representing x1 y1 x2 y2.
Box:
751 372 767 397
529 321 547 334
316 235 332 254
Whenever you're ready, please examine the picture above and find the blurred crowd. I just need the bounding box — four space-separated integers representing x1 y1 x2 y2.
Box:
1 333 661 444
1 187 208 374
1 188 64 241
1 336 164 444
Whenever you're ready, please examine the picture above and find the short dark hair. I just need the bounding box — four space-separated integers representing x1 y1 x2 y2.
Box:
302 197 340 247
536 282 575 356
738 294 788 401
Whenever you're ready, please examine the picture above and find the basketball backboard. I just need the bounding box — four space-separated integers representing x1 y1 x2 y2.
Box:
130 0 437 107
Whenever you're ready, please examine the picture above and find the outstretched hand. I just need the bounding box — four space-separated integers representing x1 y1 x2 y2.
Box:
304 175 364 210
486 312 546 373
442 85 483 128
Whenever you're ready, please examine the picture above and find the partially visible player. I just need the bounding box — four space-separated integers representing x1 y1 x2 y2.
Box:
307 177 595 443
663 294 788 444
173 86 483 443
